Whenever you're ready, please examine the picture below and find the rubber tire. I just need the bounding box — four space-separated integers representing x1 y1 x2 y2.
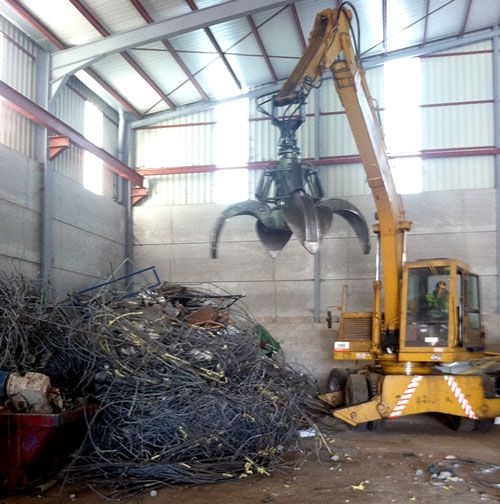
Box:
367 420 384 431
327 368 350 392
366 372 380 398
474 419 494 432
345 374 370 406
448 415 476 432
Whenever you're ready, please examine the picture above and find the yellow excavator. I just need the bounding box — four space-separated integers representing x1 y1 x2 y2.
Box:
212 3 500 431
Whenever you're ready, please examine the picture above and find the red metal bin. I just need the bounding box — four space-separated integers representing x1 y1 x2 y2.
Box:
0 405 95 491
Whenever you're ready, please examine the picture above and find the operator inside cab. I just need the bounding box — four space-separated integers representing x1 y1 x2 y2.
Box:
425 280 449 321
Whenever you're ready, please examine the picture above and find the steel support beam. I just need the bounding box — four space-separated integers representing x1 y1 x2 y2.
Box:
132 26 500 128
185 0 242 90
460 0 473 37
290 3 306 53
493 36 500 313
313 87 321 323
363 26 500 67
0 81 144 187
130 0 209 102
132 84 282 128
51 0 294 84
422 0 431 45
34 48 54 287
67 0 175 109
382 0 388 53
247 15 277 84
117 111 135 282
2 0 141 116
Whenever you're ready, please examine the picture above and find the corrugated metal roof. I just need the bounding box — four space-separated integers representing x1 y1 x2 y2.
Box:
4 0 498 119
83 0 145 34
20 0 102 46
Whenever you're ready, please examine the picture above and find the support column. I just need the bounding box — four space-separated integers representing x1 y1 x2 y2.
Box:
313 87 322 322
35 48 54 288
493 37 500 313
118 111 134 282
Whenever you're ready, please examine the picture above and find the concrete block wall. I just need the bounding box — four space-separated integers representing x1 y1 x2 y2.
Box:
0 143 41 277
51 173 126 295
134 187 499 381
0 143 126 296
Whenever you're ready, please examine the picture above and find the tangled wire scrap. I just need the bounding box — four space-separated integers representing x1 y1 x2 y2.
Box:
0 274 319 497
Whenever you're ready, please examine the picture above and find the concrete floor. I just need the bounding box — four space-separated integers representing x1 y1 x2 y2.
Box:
3 415 499 504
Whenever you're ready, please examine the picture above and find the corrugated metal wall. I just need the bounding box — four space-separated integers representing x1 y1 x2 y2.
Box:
136 42 494 205
136 110 215 205
0 15 36 158
0 13 121 201
51 76 120 200
421 41 494 190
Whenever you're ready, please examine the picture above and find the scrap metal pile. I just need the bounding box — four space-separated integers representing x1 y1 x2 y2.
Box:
0 274 317 497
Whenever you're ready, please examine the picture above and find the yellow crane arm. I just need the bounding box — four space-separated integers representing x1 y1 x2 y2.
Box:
276 7 411 336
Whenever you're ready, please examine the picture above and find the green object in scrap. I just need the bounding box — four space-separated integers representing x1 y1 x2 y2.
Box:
255 324 281 353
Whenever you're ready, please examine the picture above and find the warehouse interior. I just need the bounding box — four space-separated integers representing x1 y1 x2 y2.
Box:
0 0 499 502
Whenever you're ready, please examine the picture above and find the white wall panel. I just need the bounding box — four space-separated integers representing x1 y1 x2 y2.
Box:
0 15 36 158
249 118 280 162
136 111 214 168
142 173 214 206
51 85 85 184
423 156 494 191
319 163 370 197
319 114 357 157
421 45 493 104
422 103 494 149
52 82 120 200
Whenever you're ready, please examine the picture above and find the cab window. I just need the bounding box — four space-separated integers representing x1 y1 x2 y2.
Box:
405 266 450 347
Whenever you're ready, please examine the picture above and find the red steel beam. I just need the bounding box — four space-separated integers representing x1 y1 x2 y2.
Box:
185 0 242 90
129 0 210 102
290 3 306 53
246 15 278 84
460 0 473 36
67 0 176 109
422 0 431 45
137 165 216 176
3 0 141 117
137 147 500 175
0 81 144 187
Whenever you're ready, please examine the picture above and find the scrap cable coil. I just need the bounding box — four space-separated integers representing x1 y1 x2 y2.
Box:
0 274 319 497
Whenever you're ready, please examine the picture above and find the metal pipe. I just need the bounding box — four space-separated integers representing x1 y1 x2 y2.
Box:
313 87 321 322
35 47 53 289
493 36 500 313
375 234 380 281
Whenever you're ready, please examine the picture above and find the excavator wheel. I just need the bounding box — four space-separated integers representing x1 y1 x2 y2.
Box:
326 367 350 392
448 415 495 433
366 372 381 398
448 416 477 433
345 374 369 406
345 374 371 431
473 419 494 432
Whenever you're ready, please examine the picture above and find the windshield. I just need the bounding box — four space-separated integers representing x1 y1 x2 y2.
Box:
405 266 450 347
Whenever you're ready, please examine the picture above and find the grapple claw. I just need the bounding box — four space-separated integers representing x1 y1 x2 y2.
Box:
210 93 371 258
318 198 371 254
210 200 290 258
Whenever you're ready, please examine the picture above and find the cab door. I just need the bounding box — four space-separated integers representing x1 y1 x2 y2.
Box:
463 273 483 351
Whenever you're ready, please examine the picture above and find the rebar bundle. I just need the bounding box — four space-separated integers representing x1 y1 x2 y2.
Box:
0 275 317 497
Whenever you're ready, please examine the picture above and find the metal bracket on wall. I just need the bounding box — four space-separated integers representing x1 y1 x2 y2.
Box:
48 135 70 160
132 187 149 206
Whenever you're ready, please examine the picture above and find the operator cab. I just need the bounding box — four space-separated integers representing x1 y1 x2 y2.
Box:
399 259 484 362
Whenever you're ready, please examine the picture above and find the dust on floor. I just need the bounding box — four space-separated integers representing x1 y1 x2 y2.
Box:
3 415 499 504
